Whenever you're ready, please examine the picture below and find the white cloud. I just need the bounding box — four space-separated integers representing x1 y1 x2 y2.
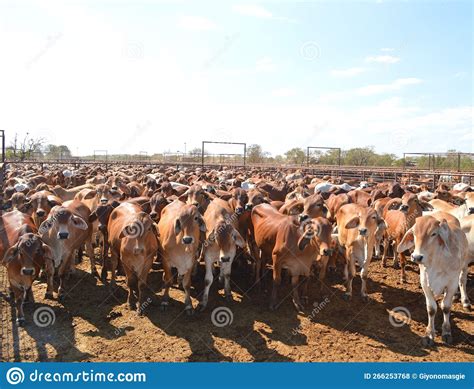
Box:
365 55 400 64
272 87 296 97
232 4 273 19
330 67 366 77
357 78 422 96
177 16 217 30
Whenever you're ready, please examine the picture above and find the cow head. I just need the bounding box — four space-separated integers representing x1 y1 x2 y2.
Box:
209 221 245 275
89 201 120 234
174 204 206 245
245 189 269 211
2 233 53 278
298 217 333 256
39 206 88 242
299 194 328 222
398 215 451 265
23 191 62 226
344 207 381 238
119 212 158 255
229 188 249 215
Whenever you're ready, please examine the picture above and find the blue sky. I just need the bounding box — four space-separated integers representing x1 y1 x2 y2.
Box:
0 0 472 156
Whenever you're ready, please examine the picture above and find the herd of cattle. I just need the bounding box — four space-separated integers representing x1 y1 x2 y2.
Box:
1 164 473 347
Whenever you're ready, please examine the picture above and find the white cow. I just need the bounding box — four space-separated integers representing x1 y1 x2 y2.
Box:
398 212 470 346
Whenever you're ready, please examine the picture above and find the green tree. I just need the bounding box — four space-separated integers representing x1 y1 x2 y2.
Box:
247 144 269 163
285 147 306 164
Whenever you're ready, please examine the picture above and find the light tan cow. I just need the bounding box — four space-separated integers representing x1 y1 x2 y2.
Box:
336 203 382 301
199 198 245 311
398 212 470 346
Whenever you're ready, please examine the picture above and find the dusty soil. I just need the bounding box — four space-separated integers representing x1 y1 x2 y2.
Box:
1 252 473 362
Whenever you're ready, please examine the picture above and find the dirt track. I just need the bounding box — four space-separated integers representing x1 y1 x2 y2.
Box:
1 252 473 362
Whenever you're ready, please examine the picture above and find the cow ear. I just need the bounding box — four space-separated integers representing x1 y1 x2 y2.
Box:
83 190 97 200
47 196 61 207
88 211 98 223
344 215 360 229
41 244 53 261
397 228 415 252
71 215 88 230
297 234 310 251
437 219 449 247
38 218 54 235
111 200 121 208
232 229 245 248
198 217 207 233
174 218 181 234
140 201 151 213
2 243 19 265
419 201 434 211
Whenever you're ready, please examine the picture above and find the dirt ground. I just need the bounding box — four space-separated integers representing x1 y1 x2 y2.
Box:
1 251 473 362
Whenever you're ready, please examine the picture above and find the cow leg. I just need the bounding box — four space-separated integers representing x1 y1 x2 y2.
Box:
392 241 400 269
319 255 329 297
300 275 309 305
198 256 214 311
269 257 281 311
58 257 72 300
26 287 35 304
291 275 303 311
13 287 25 326
421 274 437 347
399 251 407 283
127 272 138 310
76 245 83 264
182 269 194 315
459 266 471 311
360 261 370 302
160 260 173 311
440 287 455 345
343 252 356 301
381 237 389 267
85 239 98 277
44 257 54 300
109 249 119 289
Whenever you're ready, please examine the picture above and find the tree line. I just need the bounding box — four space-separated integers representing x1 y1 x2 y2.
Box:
4 133 472 170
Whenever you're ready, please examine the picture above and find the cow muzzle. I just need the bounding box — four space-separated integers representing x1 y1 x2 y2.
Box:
58 232 69 240
469 207 474 215
36 209 46 217
411 254 424 264
358 228 368 236
245 204 253 211
299 214 309 222
21 267 35 276
220 256 231 263
100 198 108 204
182 236 194 245
235 207 244 215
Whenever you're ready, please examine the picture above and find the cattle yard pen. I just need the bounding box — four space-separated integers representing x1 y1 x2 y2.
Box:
4 158 474 189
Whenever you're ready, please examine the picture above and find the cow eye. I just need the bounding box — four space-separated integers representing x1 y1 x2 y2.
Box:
431 232 437 237
194 216 198 221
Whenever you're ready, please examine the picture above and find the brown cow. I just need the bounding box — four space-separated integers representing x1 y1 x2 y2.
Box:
108 203 159 313
24 190 62 228
157 200 206 314
2 231 54 325
252 204 333 310
39 200 95 299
